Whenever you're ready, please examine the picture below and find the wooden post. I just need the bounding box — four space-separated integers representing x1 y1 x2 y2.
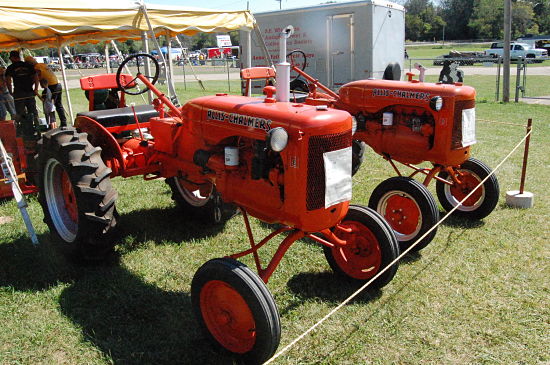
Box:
519 119 532 194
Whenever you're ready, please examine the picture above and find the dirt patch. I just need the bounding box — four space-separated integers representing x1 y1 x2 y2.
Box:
0 216 14 224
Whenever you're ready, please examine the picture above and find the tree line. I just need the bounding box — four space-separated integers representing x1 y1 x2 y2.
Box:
403 0 550 41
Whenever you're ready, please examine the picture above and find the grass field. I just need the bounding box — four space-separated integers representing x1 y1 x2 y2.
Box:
0 79 548 364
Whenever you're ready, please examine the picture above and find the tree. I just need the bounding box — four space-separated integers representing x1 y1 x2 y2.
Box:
439 0 475 39
404 0 446 41
513 1 537 37
468 0 504 39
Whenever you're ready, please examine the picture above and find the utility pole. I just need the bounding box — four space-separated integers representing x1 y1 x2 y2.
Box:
275 0 282 9
503 0 512 102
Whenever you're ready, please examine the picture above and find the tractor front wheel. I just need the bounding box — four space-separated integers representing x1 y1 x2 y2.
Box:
436 158 499 220
351 140 366 176
166 177 236 224
37 128 118 261
191 258 281 364
369 177 439 253
324 205 400 289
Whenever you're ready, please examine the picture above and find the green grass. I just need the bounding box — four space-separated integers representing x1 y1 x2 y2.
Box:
1 79 549 364
406 43 491 59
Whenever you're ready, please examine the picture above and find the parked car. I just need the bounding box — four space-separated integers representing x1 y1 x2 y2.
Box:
485 42 548 62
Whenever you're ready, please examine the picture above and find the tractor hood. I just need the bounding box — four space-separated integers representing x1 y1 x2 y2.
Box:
338 79 476 114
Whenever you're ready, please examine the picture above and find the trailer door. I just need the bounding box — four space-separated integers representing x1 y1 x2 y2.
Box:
327 14 354 89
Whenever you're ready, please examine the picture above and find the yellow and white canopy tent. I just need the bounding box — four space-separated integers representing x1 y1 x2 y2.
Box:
0 0 256 118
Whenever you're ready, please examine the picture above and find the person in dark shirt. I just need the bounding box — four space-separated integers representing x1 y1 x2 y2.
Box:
5 50 39 133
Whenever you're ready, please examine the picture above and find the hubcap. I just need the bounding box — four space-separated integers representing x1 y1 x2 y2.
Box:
200 280 256 353
378 191 422 241
175 178 213 207
44 158 78 242
445 170 484 211
332 220 382 280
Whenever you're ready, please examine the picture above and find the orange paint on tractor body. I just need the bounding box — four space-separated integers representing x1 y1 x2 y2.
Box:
337 79 475 166
74 76 353 233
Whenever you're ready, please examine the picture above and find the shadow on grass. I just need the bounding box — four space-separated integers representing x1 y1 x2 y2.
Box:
58 265 235 365
288 228 466 362
0 234 81 291
438 212 485 229
115 206 229 252
285 272 383 308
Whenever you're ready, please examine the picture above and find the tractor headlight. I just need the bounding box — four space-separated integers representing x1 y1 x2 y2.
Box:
352 116 358 135
267 127 288 152
430 96 443 111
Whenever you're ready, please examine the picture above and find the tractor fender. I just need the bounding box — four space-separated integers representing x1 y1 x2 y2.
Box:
74 116 125 176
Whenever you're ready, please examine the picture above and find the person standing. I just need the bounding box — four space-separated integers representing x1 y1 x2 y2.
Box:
0 66 16 121
39 78 56 129
25 56 67 127
5 50 39 128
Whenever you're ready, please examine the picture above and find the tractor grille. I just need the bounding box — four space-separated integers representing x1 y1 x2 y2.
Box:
451 99 476 149
306 130 352 211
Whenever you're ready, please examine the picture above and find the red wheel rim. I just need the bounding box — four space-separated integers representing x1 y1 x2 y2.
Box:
200 280 256 354
450 171 483 207
60 169 78 223
380 193 421 237
332 220 382 280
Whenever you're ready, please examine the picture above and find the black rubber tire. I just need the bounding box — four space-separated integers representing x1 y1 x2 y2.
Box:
369 177 439 253
323 205 400 289
36 128 118 261
436 158 500 220
166 177 237 224
383 62 402 81
191 258 281 365
351 140 366 176
116 53 159 95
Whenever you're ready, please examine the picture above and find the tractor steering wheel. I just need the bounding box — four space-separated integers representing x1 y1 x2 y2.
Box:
286 49 309 93
116 53 160 95
286 49 307 72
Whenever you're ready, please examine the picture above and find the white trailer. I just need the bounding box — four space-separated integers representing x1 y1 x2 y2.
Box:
241 0 405 91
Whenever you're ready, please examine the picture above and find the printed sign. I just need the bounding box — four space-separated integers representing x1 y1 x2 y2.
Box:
216 35 232 48
324 147 352 208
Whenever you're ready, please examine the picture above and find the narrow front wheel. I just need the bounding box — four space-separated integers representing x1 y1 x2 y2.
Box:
436 158 499 220
324 205 400 289
191 258 281 364
369 177 439 253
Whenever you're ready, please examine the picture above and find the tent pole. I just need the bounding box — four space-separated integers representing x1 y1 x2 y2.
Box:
166 31 177 103
105 43 111 73
58 44 73 123
63 46 84 77
139 4 178 104
174 35 205 91
141 31 153 103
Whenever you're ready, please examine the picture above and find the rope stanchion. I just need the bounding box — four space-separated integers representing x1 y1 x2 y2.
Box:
263 128 533 365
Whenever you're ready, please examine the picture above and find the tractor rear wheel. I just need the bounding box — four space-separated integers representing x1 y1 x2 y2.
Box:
323 205 400 289
166 177 236 224
369 177 439 253
436 158 499 220
191 258 280 364
351 140 366 176
37 128 118 261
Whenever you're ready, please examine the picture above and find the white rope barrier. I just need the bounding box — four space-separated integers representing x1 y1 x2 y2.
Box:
264 128 533 365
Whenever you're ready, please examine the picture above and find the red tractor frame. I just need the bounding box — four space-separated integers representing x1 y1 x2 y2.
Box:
35 54 400 364
243 50 499 254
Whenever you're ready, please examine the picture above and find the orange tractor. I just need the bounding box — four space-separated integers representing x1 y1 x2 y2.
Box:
265 50 500 253
34 52 400 364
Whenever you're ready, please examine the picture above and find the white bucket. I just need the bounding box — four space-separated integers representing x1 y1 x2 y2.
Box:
382 112 393 126
224 146 239 167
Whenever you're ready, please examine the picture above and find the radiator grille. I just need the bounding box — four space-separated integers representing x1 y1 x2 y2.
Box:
306 131 352 211
451 99 476 149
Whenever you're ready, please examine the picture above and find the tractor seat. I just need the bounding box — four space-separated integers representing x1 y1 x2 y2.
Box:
77 105 159 128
